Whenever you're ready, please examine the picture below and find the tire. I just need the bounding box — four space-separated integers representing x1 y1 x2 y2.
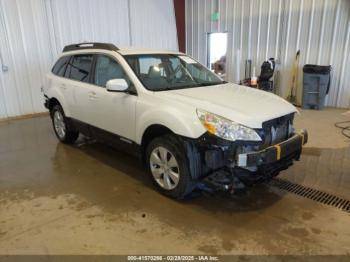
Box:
145 134 196 199
50 104 79 144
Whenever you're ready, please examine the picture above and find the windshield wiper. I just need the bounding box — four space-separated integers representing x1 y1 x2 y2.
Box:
197 82 224 87
150 86 175 91
152 81 226 91
153 83 201 91
175 84 200 89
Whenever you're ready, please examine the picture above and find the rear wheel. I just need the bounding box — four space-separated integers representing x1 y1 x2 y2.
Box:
51 105 79 144
146 134 196 199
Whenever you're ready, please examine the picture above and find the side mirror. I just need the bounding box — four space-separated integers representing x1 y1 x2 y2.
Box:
106 79 129 92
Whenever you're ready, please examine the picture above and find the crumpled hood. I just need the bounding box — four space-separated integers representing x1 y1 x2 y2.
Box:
155 83 297 128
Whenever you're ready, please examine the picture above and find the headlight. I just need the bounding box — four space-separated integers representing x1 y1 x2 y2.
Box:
196 109 262 142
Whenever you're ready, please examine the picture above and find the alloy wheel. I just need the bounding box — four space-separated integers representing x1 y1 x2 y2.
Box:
53 110 66 139
149 146 180 190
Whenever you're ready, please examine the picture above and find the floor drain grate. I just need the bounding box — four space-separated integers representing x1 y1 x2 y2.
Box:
270 178 350 213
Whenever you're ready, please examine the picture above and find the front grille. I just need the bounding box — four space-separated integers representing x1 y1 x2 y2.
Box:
260 113 294 147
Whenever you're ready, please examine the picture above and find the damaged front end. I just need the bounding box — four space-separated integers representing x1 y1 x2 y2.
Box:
186 113 308 192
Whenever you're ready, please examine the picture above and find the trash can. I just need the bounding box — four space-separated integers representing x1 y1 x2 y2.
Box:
302 64 331 110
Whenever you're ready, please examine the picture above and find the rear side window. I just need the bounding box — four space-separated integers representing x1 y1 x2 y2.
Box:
52 56 70 77
65 54 93 83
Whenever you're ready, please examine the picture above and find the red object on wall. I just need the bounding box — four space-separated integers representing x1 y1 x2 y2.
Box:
173 0 186 53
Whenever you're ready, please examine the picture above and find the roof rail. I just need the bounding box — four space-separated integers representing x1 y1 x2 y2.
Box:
62 42 119 52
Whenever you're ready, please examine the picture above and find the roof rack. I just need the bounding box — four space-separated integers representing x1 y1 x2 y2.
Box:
62 42 119 52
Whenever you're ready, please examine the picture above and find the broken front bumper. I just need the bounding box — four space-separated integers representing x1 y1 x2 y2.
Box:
237 129 308 167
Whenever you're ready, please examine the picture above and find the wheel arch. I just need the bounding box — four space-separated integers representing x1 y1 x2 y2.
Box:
46 85 71 117
48 97 61 112
140 124 174 163
139 124 202 181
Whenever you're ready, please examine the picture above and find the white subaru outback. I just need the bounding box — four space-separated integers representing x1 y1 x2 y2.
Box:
43 42 307 199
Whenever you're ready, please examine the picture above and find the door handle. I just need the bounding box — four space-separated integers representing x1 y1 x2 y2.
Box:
88 91 97 100
60 84 67 90
1 65 8 72
0 49 8 72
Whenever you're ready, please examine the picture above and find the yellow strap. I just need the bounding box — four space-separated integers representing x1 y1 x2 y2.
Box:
274 145 281 160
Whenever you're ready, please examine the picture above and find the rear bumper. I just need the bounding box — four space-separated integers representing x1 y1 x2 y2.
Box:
237 129 308 167
44 95 49 109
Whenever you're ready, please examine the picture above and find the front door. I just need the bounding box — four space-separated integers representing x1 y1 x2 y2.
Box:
79 54 137 142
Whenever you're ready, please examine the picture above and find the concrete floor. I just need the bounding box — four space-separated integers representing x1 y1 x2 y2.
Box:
0 108 349 255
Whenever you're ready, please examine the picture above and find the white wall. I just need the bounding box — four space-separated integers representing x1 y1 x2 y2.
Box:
186 0 350 108
0 0 53 118
0 0 178 118
129 0 178 49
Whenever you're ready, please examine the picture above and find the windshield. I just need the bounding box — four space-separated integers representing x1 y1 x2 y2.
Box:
124 54 225 91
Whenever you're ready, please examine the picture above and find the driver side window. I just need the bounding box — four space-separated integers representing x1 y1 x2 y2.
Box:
94 55 130 87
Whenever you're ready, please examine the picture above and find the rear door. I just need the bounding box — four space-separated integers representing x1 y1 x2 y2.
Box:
50 55 71 113
64 54 94 122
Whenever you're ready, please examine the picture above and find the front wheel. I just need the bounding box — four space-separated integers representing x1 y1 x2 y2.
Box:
51 105 79 144
146 134 196 199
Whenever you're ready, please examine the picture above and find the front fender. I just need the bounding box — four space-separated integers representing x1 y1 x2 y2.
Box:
136 107 206 144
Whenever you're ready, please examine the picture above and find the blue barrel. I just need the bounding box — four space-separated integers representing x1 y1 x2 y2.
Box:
302 64 331 110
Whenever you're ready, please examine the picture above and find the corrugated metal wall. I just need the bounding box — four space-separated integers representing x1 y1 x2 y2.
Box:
0 0 178 118
186 0 350 108
0 0 53 118
129 0 178 49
